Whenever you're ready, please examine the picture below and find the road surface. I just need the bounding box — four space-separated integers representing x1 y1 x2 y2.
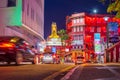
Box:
62 63 120 80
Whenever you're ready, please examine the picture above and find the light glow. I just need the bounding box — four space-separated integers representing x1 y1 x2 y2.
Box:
0 43 15 48
93 9 97 14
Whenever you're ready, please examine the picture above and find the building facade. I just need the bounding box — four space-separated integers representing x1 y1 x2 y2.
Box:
45 22 62 53
66 13 86 62
0 0 44 47
66 12 120 62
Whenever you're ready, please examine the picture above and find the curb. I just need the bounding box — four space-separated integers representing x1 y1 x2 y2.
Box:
43 65 75 80
61 65 80 80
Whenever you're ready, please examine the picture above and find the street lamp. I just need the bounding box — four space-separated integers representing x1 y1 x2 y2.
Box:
103 16 109 48
103 16 109 62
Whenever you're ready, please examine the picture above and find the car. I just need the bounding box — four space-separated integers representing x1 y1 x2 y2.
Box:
0 36 39 65
75 56 85 65
41 52 59 64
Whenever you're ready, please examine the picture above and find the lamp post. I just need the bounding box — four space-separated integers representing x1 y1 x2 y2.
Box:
103 16 109 62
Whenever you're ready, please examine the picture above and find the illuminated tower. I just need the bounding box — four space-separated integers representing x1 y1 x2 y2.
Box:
49 22 59 38
46 22 61 52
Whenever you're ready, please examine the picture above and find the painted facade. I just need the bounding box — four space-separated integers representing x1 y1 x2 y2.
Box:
66 12 120 62
0 0 44 47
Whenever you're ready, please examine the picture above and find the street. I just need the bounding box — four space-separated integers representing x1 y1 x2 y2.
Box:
64 63 120 80
0 63 120 80
0 63 74 80
0 0 120 80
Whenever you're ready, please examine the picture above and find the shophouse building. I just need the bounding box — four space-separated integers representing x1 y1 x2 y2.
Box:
66 12 120 62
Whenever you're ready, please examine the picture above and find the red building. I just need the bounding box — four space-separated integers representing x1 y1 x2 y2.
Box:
66 12 120 62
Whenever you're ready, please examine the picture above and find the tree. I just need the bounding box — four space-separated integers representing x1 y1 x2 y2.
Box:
57 29 69 61
58 29 69 46
99 0 120 18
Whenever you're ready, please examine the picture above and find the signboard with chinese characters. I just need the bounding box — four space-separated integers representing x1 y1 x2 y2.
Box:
94 33 101 54
108 22 119 43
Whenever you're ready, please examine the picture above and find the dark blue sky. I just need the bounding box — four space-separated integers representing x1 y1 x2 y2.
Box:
44 0 109 39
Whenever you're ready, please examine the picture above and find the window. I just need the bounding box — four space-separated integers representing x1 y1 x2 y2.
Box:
79 18 84 23
33 9 34 20
77 27 79 32
97 27 101 32
73 27 76 32
31 8 34 20
31 8 33 19
22 0 24 11
73 19 76 24
77 19 79 23
91 27 94 32
7 0 16 7
80 26 83 31
27 4 29 15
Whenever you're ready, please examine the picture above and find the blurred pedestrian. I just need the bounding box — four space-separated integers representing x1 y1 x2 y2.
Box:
31 46 38 54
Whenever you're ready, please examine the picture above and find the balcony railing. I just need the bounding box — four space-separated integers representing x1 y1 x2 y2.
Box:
105 41 120 62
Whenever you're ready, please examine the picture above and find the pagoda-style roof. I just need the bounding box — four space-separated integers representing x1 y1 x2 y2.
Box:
49 22 59 38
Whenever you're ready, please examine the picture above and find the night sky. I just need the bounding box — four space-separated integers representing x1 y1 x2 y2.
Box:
44 0 109 39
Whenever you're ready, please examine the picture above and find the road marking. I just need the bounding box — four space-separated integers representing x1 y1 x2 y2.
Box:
61 64 86 80
61 65 80 80
95 64 120 79
43 65 75 80
94 77 120 80
95 67 119 69
103 65 120 79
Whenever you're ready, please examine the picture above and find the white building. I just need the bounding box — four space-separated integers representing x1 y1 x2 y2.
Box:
0 0 44 46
